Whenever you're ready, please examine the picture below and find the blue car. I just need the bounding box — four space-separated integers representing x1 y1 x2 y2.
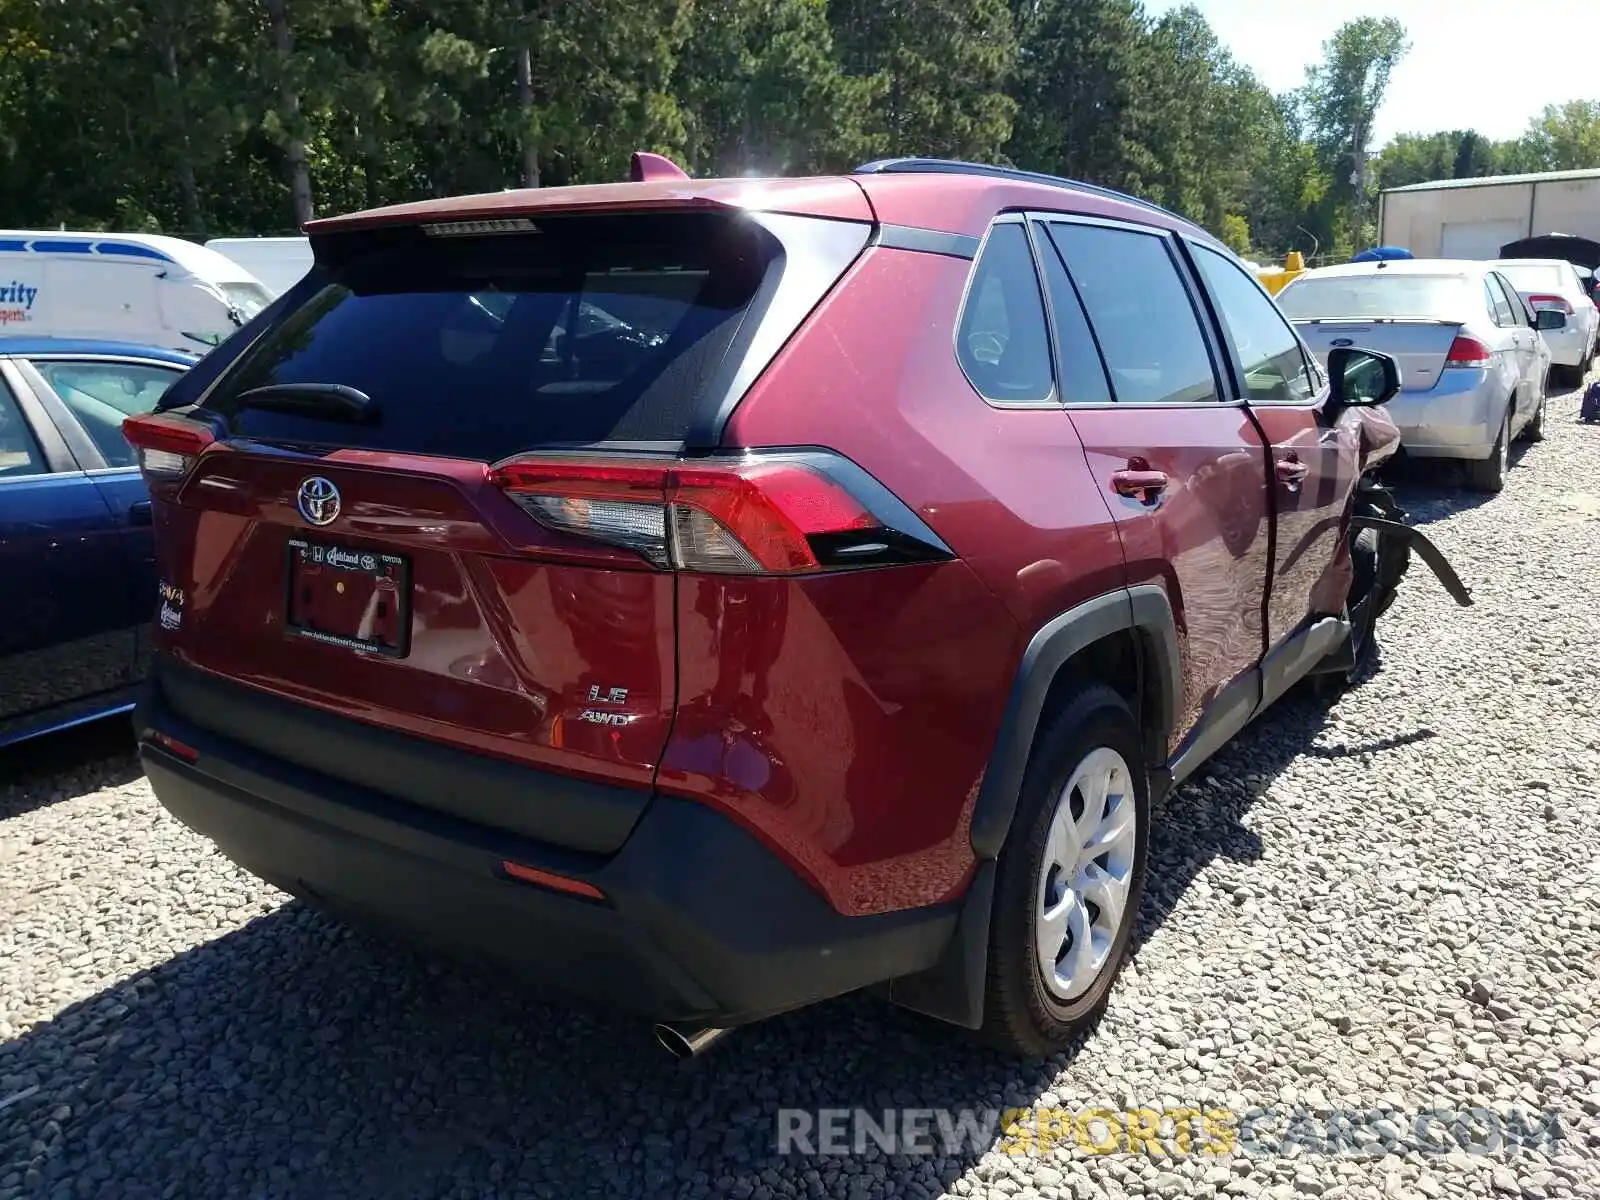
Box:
0 338 197 747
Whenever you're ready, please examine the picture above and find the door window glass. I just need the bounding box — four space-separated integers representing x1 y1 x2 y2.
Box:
1035 229 1114 405
1192 245 1318 404
0 378 47 477
1046 223 1219 405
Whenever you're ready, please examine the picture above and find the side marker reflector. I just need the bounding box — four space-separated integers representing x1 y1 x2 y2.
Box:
501 860 606 901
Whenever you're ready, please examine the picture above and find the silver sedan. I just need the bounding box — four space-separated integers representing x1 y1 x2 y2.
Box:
1277 259 1564 493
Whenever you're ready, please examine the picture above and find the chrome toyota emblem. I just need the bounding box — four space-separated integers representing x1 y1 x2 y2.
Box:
296 476 341 526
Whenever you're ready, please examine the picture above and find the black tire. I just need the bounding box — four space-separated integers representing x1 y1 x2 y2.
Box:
1523 387 1547 443
980 684 1150 1058
1465 409 1509 493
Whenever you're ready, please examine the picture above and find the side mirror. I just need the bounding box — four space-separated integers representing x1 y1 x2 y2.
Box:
1535 308 1568 331
1326 346 1400 410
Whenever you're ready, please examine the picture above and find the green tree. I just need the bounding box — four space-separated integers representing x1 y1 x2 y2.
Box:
1300 16 1409 254
1375 129 1500 192
1136 6 1280 231
830 0 1017 161
1510 100 1600 172
676 0 869 176
1006 0 1147 186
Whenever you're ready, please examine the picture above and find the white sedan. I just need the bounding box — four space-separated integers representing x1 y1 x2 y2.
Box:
1492 258 1599 384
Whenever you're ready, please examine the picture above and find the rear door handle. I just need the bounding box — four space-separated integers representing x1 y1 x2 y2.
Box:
1111 467 1169 505
129 501 152 526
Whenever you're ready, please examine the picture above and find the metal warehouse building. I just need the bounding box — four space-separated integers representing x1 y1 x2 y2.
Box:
1379 167 1600 260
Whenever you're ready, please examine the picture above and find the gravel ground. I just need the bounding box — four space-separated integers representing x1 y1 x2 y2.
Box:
3 384 1599 1200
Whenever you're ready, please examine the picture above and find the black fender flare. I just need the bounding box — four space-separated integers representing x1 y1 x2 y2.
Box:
969 584 1181 861
888 584 1181 1030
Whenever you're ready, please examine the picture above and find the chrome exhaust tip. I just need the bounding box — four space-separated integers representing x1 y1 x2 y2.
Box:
654 1022 731 1059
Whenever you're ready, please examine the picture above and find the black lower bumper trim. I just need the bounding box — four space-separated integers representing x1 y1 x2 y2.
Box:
137 688 957 1026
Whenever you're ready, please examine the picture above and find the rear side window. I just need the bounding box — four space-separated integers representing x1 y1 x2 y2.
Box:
203 212 779 460
1485 277 1518 327
1046 223 1218 405
956 222 1054 404
33 360 183 468
1192 245 1317 404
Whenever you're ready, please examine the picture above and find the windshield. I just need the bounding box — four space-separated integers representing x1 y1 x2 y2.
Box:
1495 264 1564 292
1277 274 1470 320
221 282 273 321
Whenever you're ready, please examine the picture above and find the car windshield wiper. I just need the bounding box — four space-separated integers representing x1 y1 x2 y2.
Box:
233 383 377 424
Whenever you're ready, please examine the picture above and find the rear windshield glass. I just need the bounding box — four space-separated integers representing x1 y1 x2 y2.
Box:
202 212 776 460
1495 263 1563 292
1277 275 1469 320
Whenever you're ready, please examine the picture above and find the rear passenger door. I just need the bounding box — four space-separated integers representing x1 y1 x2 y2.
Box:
1188 242 1352 666
1034 216 1273 769
1485 272 1537 421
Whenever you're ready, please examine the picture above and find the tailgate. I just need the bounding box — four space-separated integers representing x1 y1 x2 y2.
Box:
139 207 869 850
1293 319 1464 392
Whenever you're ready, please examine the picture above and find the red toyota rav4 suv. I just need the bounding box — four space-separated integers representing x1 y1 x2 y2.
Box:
126 158 1456 1058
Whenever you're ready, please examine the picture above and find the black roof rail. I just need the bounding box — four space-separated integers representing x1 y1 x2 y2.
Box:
852 157 1191 226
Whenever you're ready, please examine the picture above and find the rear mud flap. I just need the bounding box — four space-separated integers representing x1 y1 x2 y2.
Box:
1348 516 1474 608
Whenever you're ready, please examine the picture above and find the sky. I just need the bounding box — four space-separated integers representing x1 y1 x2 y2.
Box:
1144 0 1600 146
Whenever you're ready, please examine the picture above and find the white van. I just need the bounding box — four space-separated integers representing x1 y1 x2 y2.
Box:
0 230 273 353
203 236 313 298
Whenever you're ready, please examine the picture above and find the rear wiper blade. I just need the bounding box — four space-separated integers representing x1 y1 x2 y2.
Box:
233 383 377 424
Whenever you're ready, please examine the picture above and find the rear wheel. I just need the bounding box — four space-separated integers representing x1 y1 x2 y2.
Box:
981 685 1149 1058
1465 409 1509 493
1523 387 1547 443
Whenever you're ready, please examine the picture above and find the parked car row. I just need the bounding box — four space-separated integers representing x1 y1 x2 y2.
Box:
1276 255 1592 492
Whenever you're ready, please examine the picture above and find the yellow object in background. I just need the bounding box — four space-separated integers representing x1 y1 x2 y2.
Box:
1256 250 1306 296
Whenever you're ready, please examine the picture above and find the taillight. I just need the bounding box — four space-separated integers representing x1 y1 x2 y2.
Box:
122 412 216 481
1526 293 1574 315
489 452 951 574
1444 336 1493 368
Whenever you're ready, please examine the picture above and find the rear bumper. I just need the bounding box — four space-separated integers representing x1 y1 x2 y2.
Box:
1386 370 1503 459
135 681 956 1026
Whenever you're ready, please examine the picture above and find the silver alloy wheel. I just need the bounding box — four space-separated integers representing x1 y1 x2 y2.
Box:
1499 412 1510 474
1035 746 1139 1001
